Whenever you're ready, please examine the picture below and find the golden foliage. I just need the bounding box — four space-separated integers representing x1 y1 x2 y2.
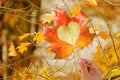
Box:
9 43 17 56
93 41 120 78
33 32 45 43
18 33 30 41
17 42 31 53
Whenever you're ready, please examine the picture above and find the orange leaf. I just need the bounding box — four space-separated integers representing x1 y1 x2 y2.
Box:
43 7 95 58
50 42 73 59
54 7 70 26
98 31 109 40
72 11 88 28
76 26 95 48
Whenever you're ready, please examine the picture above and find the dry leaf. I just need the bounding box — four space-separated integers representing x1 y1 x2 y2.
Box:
9 43 17 56
33 32 44 43
18 33 30 41
17 42 31 53
41 12 55 24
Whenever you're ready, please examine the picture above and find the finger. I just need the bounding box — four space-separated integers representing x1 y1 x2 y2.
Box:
82 58 102 75
79 59 89 75
82 58 97 68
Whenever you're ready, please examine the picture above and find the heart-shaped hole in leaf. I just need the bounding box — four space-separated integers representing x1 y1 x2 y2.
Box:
57 21 80 45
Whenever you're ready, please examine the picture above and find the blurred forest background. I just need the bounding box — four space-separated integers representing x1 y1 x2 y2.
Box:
1 0 120 80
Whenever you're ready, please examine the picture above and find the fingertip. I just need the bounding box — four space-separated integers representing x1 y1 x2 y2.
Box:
79 59 86 68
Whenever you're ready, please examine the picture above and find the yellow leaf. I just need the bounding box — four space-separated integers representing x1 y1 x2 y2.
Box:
116 32 120 38
9 43 17 56
70 6 81 17
89 20 100 34
98 31 109 40
41 12 55 24
33 32 44 43
17 42 31 53
18 33 30 41
88 0 97 6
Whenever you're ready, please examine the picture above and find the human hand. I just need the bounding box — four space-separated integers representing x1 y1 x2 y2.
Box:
79 58 102 80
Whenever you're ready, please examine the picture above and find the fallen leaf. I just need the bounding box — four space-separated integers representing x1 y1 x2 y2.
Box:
98 31 109 40
18 33 30 41
17 42 31 53
9 43 17 56
70 6 81 17
41 12 55 24
57 22 80 45
33 32 45 43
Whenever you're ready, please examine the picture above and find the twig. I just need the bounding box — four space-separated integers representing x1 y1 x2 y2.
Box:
26 0 41 10
61 0 70 11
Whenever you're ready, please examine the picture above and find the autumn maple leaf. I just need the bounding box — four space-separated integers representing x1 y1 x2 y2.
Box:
43 7 95 59
43 25 74 58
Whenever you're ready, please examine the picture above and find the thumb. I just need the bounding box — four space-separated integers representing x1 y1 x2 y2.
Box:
79 59 89 76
